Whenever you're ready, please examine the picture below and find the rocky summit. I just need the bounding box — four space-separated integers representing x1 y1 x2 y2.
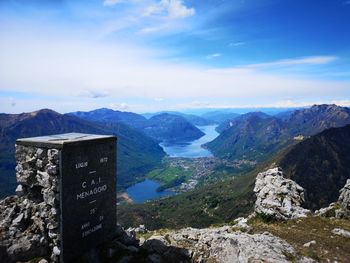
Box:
336 179 350 219
253 167 310 220
143 226 315 263
1 164 350 262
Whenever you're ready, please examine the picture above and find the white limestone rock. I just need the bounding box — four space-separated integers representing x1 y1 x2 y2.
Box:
316 179 350 219
335 179 350 219
233 217 251 231
253 167 310 220
303 240 316 247
15 185 24 197
331 228 350 238
315 202 336 217
165 226 314 263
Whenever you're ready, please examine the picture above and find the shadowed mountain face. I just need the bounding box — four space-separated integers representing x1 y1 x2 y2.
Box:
278 124 350 210
206 115 289 160
0 109 165 197
70 109 205 142
205 104 350 162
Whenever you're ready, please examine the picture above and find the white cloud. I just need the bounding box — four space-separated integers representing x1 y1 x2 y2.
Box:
144 0 195 19
206 53 221 59
0 27 349 114
109 103 129 110
154 97 164 101
79 89 110 99
246 56 337 68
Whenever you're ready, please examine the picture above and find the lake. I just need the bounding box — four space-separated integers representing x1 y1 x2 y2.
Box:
160 125 219 158
126 125 219 203
126 179 176 204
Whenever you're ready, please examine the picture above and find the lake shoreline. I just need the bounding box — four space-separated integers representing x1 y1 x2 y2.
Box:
124 125 220 204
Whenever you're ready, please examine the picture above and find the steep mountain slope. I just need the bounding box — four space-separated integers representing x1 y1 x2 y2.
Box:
205 115 289 161
0 109 165 197
205 104 350 162
143 113 205 142
69 108 148 129
274 110 296 121
216 112 271 133
286 104 350 136
277 124 350 210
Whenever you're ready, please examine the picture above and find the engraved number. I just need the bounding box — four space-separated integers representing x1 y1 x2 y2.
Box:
90 208 96 215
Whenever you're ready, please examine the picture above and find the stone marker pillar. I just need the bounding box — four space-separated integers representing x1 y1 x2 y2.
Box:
16 133 117 262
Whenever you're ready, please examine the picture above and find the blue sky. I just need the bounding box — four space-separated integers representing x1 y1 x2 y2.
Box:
0 0 350 113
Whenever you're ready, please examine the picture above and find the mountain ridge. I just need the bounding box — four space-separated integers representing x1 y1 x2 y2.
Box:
0 109 165 197
69 109 205 142
205 104 350 162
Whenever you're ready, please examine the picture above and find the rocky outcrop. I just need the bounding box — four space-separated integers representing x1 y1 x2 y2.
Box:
0 145 61 263
335 179 350 219
314 202 337 217
140 226 314 263
253 167 310 220
316 179 350 219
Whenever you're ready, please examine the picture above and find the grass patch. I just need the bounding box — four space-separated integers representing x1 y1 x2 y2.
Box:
251 216 350 262
147 166 192 190
253 212 277 224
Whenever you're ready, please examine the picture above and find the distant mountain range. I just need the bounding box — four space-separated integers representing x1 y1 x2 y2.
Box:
142 111 215 126
205 104 350 162
71 108 147 129
201 111 240 124
0 109 165 197
70 109 205 142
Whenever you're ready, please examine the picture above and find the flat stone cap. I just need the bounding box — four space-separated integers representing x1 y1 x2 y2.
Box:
16 133 116 148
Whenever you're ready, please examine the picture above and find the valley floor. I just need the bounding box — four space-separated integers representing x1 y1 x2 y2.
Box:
118 156 256 205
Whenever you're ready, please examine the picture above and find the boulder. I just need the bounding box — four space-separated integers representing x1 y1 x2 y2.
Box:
331 228 350 238
315 203 336 217
142 236 168 254
335 179 350 219
253 167 310 220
